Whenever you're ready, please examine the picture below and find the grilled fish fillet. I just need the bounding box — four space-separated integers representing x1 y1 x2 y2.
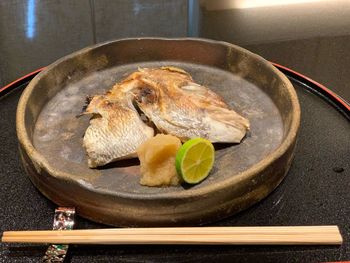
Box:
83 67 249 168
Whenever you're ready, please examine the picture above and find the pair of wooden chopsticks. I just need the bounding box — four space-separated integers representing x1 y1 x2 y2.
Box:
1 226 342 245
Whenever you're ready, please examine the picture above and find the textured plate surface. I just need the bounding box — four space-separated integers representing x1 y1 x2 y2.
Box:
16 38 300 226
33 62 283 194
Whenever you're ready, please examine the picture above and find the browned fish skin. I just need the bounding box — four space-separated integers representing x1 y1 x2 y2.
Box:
83 67 249 167
83 80 154 168
132 67 249 142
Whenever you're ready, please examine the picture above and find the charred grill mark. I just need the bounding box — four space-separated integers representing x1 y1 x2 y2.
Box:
82 95 93 112
86 95 93 105
140 87 153 96
76 95 94 118
134 85 157 105
140 87 155 102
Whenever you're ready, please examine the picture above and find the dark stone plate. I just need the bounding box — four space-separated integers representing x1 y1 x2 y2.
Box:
16 38 300 226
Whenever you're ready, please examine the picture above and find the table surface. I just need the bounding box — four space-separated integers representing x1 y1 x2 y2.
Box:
0 78 349 262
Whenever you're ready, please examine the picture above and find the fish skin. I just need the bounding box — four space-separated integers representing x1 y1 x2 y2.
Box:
134 67 250 142
83 67 249 167
83 80 154 168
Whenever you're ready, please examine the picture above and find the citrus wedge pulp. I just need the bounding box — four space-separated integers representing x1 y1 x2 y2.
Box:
175 138 215 184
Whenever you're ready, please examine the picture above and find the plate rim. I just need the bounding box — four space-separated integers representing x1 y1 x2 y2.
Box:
16 37 301 200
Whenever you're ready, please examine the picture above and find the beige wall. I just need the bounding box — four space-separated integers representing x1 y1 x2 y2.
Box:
201 0 350 45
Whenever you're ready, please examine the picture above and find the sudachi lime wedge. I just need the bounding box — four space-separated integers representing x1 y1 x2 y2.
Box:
175 138 215 184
